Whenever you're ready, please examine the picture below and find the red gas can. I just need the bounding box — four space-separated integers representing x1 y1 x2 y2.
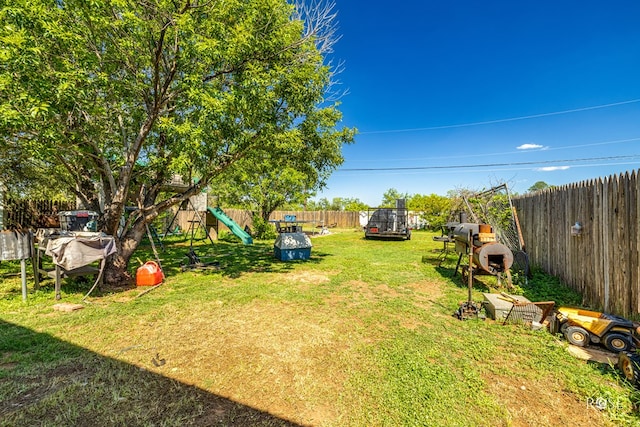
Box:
136 261 164 286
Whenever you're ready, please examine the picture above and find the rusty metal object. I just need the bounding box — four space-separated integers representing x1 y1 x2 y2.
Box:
454 300 484 320
452 223 513 275
472 242 514 274
451 222 514 320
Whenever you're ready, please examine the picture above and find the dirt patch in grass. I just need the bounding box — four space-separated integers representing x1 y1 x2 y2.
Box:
0 361 18 371
109 299 355 426
285 271 332 285
337 279 443 303
0 351 18 371
405 280 444 303
484 371 612 427
346 280 402 300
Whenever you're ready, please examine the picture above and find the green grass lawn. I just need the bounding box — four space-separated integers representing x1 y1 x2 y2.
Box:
1 229 639 426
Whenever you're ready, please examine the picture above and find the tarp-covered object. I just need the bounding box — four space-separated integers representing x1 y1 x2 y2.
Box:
274 232 312 261
45 234 116 271
0 230 32 261
274 232 312 250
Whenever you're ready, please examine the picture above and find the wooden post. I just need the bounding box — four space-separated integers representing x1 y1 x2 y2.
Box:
32 236 39 291
467 251 473 303
55 264 62 300
21 258 27 301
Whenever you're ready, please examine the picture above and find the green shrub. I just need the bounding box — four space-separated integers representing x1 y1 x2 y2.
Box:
251 215 276 240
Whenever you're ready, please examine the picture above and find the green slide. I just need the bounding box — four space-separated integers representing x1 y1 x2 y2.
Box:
207 207 253 245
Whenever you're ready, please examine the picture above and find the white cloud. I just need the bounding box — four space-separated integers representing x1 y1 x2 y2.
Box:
517 143 545 150
535 166 570 171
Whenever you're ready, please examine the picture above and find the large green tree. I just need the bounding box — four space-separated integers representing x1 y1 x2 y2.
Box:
309 196 367 211
408 193 451 231
0 0 353 285
380 188 410 208
527 181 551 193
212 104 354 222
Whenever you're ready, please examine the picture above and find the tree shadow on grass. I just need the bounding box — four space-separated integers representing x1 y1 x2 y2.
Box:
149 242 327 278
421 248 465 283
0 319 306 427
422 249 505 295
144 240 328 279
8 238 332 299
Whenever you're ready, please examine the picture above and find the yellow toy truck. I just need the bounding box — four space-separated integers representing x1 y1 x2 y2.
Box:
552 307 640 386
554 307 638 353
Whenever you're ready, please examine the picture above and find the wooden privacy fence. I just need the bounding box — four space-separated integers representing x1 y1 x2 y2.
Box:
268 210 360 229
513 170 640 317
1 198 75 230
172 208 360 234
2 200 360 233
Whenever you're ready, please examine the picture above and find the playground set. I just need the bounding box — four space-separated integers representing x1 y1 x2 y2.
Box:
161 194 252 246
158 194 253 271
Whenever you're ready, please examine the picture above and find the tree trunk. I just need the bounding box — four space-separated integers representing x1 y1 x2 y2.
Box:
98 180 200 289
104 252 134 288
102 218 147 289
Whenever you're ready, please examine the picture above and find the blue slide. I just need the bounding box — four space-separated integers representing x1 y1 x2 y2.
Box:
207 207 253 245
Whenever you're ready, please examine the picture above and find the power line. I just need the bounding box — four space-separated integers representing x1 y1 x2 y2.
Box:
359 99 640 135
337 154 640 172
348 137 640 163
335 160 640 178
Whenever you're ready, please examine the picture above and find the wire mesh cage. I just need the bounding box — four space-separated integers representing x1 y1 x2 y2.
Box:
461 183 530 278
503 301 556 327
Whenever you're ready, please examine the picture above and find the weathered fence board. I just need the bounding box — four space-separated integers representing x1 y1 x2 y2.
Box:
5 200 362 235
173 208 361 235
514 170 640 317
2 199 74 230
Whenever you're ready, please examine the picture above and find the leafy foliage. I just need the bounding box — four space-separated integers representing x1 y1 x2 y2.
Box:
408 193 451 230
250 213 277 240
0 0 353 284
212 105 354 220
307 197 368 211
528 181 551 193
515 267 583 306
380 188 410 208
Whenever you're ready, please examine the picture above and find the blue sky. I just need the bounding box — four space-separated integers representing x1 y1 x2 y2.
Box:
312 1 640 207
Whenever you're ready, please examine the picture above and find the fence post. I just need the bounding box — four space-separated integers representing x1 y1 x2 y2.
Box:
0 184 4 229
